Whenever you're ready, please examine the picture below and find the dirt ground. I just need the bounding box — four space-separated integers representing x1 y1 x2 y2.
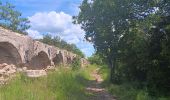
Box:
86 68 116 100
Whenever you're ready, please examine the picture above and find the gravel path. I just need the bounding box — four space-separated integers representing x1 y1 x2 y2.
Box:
86 68 116 100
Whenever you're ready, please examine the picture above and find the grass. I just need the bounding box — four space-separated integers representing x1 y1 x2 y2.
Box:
98 65 110 86
81 64 97 80
3 64 169 100
0 66 95 100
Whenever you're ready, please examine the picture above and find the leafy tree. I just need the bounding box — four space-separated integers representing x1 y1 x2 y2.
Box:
74 0 153 83
74 0 125 82
88 53 104 65
40 34 54 45
0 2 30 34
75 0 170 96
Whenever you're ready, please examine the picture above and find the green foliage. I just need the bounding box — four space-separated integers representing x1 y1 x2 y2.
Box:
136 91 151 100
71 57 81 70
39 34 85 57
74 0 153 84
88 53 104 65
147 16 170 96
98 65 110 86
108 84 170 100
75 0 170 97
81 64 97 80
0 2 30 34
108 84 138 100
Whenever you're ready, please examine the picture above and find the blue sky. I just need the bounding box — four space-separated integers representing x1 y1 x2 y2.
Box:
2 0 82 17
1 0 95 57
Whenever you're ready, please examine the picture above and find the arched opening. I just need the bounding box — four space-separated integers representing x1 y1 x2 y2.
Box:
67 57 72 64
28 51 51 70
53 51 63 65
0 42 22 66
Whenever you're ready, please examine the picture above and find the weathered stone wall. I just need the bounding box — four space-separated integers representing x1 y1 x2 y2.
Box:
0 27 77 70
81 58 90 67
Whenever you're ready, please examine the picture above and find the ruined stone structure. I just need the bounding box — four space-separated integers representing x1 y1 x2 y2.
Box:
0 27 77 70
81 58 90 68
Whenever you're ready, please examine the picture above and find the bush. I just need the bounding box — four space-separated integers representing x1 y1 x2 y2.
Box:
71 57 81 70
107 83 170 100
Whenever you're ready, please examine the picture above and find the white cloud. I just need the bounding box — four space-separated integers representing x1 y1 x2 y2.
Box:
28 11 94 57
28 11 70 33
27 29 43 39
28 11 84 44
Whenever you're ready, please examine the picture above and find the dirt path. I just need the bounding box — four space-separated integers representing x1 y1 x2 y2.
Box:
86 68 116 100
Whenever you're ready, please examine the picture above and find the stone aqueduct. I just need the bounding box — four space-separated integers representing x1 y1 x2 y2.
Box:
0 27 86 70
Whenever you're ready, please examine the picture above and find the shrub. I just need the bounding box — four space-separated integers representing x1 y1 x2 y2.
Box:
71 57 81 70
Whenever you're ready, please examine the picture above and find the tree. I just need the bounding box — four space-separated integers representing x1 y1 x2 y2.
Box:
88 53 104 65
75 0 170 96
74 0 125 82
74 0 154 83
0 2 30 34
40 34 52 45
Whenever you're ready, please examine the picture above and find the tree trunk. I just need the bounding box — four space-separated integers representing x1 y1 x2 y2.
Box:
108 56 117 83
108 59 114 83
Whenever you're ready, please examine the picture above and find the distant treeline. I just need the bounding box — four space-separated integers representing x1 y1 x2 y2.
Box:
38 34 85 58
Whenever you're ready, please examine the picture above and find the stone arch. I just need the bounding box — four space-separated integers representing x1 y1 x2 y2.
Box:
53 51 63 65
0 42 22 66
28 51 51 70
66 57 72 64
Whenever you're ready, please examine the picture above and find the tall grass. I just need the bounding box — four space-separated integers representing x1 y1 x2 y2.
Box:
47 68 87 100
0 67 92 100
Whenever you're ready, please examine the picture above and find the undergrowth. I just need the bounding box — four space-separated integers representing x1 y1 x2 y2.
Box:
98 66 170 100
0 66 95 100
